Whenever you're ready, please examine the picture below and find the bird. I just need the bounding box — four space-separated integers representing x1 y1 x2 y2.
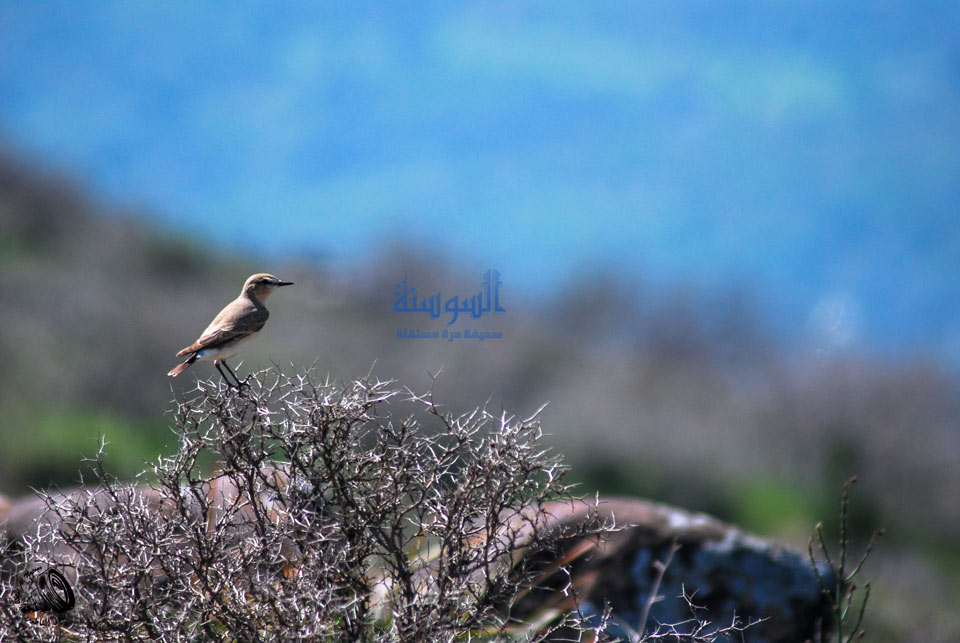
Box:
168 273 293 387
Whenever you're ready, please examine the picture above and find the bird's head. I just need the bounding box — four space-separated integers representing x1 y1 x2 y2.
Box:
243 273 294 300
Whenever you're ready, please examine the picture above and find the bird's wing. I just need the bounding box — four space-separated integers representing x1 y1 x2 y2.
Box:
175 299 269 357
174 328 252 357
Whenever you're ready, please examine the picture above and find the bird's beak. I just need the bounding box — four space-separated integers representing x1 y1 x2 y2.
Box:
277 281 294 287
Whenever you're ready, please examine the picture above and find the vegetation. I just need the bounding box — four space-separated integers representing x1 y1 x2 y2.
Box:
1 369 610 641
2 369 863 642
809 477 884 643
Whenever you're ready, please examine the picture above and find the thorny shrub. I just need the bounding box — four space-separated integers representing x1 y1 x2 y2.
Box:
0 368 609 641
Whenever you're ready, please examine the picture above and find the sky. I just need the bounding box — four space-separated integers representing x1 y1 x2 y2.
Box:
2 2 959 362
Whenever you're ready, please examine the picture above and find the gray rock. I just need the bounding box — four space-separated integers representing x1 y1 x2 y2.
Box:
511 498 835 642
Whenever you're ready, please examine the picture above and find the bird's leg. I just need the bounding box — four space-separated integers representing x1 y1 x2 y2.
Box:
214 361 234 387
221 361 248 388
215 361 243 389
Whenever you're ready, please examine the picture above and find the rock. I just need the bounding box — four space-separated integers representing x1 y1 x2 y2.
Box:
511 497 835 642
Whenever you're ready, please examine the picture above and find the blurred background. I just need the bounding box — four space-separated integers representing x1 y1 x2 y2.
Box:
1 3 959 639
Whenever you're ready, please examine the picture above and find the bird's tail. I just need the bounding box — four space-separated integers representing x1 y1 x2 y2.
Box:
168 355 197 377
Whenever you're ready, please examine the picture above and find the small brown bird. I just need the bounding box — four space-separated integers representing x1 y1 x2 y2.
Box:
168 273 293 387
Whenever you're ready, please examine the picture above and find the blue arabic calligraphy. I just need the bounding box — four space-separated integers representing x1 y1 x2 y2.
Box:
393 269 505 325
